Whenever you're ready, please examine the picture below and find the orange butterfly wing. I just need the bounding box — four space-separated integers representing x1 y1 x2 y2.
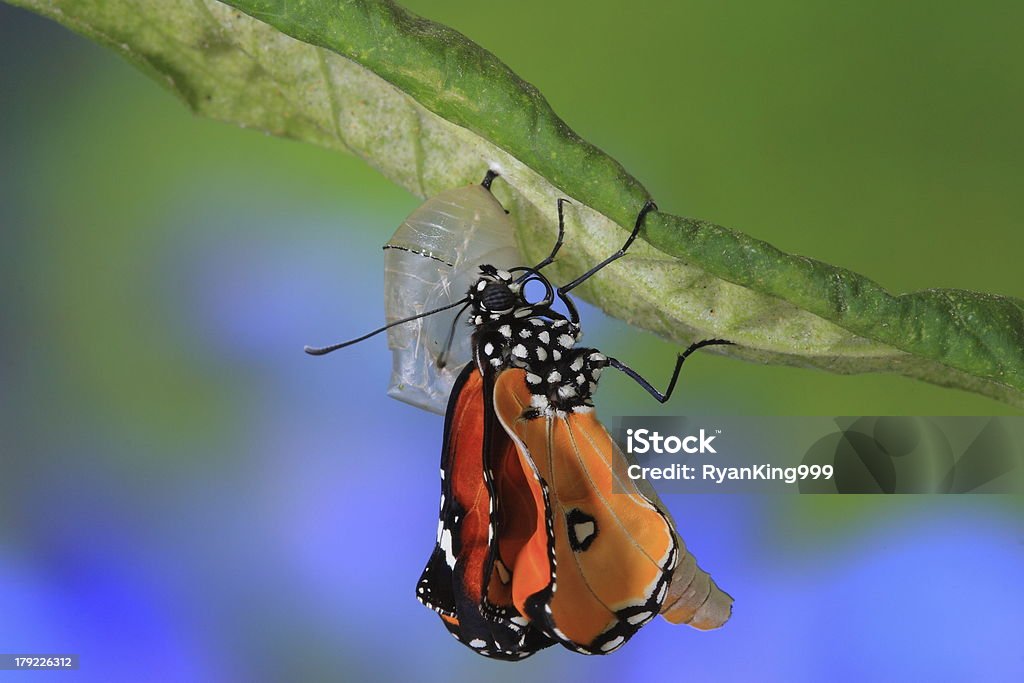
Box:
485 425 554 621
493 369 681 654
417 363 553 659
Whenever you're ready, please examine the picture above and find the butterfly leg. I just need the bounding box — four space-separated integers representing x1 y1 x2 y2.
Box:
605 339 733 403
435 301 473 369
530 198 570 273
558 199 658 296
514 198 581 324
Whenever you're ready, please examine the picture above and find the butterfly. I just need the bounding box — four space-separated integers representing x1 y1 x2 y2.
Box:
306 172 733 659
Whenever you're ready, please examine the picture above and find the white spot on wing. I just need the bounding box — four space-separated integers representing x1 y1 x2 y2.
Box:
573 520 595 544
440 527 456 568
495 559 511 584
601 635 625 652
627 611 653 625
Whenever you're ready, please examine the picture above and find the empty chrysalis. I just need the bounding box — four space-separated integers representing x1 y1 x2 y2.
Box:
383 172 522 414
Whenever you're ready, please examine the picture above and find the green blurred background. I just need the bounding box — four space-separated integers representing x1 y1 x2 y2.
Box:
2 1 1022 681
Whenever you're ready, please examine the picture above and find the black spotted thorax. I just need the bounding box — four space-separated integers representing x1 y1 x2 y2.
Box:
521 347 610 418
464 265 615 418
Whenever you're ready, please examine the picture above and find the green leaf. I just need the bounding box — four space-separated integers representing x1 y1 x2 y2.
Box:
10 0 1024 407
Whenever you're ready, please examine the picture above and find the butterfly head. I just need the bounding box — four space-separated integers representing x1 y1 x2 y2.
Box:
469 265 520 315
468 265 556 325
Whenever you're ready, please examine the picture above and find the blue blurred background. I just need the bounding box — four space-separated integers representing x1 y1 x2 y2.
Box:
2 2 1022 681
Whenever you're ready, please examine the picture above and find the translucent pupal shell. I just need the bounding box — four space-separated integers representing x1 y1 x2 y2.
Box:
384 183 522 414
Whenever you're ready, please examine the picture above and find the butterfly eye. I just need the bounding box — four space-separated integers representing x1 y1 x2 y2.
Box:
480 281 517 313
521 278 550 306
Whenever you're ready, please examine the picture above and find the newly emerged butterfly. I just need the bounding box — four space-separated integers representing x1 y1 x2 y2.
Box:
306 172 732 659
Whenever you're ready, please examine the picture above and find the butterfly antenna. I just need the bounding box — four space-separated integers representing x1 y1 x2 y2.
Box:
305 297 470 356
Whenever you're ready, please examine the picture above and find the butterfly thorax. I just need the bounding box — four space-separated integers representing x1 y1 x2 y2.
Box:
521 347 609 418
474 317 581 373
